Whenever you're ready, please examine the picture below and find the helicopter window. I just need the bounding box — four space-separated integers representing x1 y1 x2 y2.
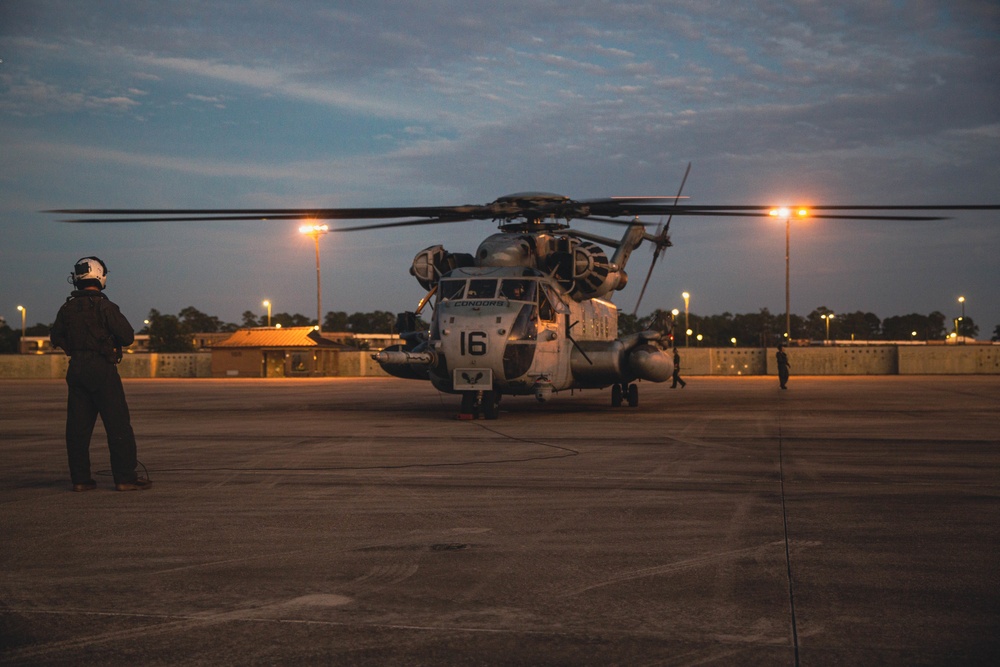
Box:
542 285 568 313
507 304 538 342
503 343 535 380
538 290 556 321
499 279 536 302
438 280 466 301
466 279 497 299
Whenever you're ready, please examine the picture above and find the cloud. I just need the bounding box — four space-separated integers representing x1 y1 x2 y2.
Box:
0 77 141 115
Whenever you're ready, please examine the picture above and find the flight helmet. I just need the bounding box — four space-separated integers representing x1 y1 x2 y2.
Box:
70 256 109 290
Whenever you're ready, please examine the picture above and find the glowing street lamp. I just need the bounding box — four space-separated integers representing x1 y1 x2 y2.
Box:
299 223 330 332
821 313 835 341
262 300 272 327
682 291 690 346
770 206 809 341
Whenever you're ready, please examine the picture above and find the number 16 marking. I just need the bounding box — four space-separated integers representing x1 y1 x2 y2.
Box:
461 331 488 356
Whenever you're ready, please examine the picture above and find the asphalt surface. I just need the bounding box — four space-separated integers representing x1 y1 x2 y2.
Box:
2 375 998 666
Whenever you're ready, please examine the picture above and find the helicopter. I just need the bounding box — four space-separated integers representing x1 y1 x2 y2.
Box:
52 172 1000 419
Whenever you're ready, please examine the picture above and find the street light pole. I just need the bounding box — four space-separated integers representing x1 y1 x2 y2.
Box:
262 300 272 327
958 296 966 343
822 313 834 341
682 292 690 347
784 216 790 342
299 224 329 332
17 305 26 353
770 207 809 344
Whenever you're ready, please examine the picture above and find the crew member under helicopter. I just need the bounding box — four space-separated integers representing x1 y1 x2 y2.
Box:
671 348 686 388
50 257 151 492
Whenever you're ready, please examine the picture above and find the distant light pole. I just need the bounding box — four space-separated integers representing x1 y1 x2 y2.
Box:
299 223 329 332
671 308 680 347
16 305 25 353
770 207 809 342
682 291 690 347
821 313 835 341
262 300 272 327
958 296 966 343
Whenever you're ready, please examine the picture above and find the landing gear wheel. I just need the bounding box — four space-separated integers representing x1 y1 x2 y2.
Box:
611 384 623 407
482 391 501 420
627 383 639 407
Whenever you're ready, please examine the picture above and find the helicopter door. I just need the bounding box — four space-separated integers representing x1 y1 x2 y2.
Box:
531 285 571 389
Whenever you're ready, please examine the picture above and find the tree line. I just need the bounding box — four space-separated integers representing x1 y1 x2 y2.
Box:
1 304 994 353
619 306 983 346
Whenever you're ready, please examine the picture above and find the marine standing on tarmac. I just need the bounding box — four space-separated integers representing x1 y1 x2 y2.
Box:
671 348 686 388
50 257 151 492
776 343 790 390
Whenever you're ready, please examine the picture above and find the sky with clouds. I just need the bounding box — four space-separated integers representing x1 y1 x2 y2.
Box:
2 1 999 336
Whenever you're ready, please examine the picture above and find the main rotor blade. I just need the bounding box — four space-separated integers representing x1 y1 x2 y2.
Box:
48 205 492 224
651 211 951 221
581 202 1000 219
329 217 472 232
578 216 655 226
49 202 999 224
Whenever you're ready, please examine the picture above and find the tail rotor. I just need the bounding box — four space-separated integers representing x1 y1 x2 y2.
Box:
633 162 691 316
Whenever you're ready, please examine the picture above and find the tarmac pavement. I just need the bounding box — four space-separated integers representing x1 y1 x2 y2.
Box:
1 375 999 665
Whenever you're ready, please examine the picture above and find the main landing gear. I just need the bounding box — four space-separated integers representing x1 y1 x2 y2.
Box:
458 390 501 420
611 382 639 408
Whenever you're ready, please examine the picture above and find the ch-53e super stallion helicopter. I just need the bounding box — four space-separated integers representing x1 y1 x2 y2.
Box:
53 170 999 419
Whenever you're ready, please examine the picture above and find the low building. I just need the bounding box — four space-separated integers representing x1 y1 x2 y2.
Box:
210 327 360 377
19 332 233 355
20 334 152 355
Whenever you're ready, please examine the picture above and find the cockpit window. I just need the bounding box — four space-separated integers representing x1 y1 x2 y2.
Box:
465 279 498 299
499 279 537 302
438 280 465 301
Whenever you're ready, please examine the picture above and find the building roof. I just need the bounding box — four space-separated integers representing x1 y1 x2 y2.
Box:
212 327 355 349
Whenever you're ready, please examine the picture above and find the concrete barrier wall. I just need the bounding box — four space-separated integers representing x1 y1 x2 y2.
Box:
899 346 1000 375
763 346 899 375
1 347 997 378
711 349 767 376
0 353 214 379
668 349 767 376
0 352 387 379
333 351 392 377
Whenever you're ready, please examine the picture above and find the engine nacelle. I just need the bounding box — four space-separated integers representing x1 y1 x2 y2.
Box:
549 238 625 301
410 245 475 290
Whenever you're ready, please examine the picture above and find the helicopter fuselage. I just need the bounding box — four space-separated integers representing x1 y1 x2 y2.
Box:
374 226 675 414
